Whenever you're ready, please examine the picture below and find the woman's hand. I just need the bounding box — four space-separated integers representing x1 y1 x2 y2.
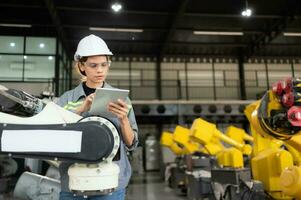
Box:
108 99 135 147
76 93 95 115
108 99 129 121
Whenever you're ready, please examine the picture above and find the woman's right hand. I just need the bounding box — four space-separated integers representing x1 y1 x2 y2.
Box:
76 93 95 115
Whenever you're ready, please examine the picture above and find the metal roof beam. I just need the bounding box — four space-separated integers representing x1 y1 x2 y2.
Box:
246 17 296 57
246 1 298 58
159 0 190 58
43 0 70 57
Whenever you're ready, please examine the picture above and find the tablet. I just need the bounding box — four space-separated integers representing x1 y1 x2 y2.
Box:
89 87 129 118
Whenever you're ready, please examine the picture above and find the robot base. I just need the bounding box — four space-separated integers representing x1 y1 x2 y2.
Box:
68 162 120 195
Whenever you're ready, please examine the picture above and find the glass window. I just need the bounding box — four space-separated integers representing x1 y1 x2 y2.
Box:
23 56 55 81
0 54 24 81
0 36 24 54
25 37 56 54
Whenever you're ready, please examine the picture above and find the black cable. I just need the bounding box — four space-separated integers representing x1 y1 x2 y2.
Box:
222 185 232 200
247 191 254 200
240 188 249 200
264 191 274 200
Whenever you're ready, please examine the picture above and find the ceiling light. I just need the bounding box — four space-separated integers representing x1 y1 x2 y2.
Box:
10 42 16 47
111 2 122 12
283 32 301 37
48 56 53 60
0 23 32 28
39 43 45 48
241 8 252 17
89 27 143 33
23 56 27 59
241 0 252 17
193 31 244 36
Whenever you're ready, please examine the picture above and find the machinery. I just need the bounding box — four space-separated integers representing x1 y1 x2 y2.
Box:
0 155 18 194
170 119 253 168
0 85 121 198
245 77 301 200
160 118 256 200
160 131 188 194
160 75 301 200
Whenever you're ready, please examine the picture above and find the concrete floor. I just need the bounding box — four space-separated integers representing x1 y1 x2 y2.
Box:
126 172 186 200
1 172 186 200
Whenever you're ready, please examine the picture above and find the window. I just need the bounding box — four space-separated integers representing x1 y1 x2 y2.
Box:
25 37 56 54
23 56 55 81
0 36 24 54
0 55 24 80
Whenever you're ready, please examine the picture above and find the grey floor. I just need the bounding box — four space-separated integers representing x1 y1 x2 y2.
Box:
1 172 187 200
126 172 187 200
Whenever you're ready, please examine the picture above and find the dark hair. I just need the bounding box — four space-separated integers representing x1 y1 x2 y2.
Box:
77 56 111 77
77 57 88 76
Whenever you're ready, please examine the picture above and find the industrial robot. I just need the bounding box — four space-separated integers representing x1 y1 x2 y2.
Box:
160 131 188 195
0 85 120 199
245 77 301 200
161 118 255 200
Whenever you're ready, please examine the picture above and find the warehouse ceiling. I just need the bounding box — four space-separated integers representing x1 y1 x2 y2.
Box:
0 0 301 59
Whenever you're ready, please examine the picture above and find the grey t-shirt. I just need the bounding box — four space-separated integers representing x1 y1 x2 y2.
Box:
55 82 138 192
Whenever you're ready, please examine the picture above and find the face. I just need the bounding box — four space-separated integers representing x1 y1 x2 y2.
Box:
79 55 110 86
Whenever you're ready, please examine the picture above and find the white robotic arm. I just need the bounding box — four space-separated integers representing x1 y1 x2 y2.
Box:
0 85 120 196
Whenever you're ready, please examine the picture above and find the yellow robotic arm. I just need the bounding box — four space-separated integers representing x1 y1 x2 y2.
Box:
246 77 301 199
190 118 253 156
160 131 187 155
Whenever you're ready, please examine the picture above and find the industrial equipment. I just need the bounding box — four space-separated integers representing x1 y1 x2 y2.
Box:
160 118 255 200
245 77 301 200
0 85 121 197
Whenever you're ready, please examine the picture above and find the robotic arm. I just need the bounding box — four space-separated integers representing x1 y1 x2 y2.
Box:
247 77 301 199
0 85 43 116
0 85 120 196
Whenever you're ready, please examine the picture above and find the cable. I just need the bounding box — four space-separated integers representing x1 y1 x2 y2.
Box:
264 191 274 200
240 188 249 200
222 185 232 200
247 191 254 200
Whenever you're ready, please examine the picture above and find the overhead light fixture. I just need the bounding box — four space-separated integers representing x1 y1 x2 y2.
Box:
283 32 301 37
241 0 252 17
0 23 32 28
23 56 28 60
89 27 143 33
39 43 45 48
193 31 244 36
111 2 122 13
241 8 252 17
48 56 53 60
10 42 16 47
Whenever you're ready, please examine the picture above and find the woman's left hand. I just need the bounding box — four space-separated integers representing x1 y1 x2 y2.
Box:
108 99 129 121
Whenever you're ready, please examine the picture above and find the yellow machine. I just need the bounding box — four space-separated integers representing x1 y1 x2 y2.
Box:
160 119 255 200
161 78 301 199
160 118 253 168
160 131 187 155
245 77 301 200
190 118 253 168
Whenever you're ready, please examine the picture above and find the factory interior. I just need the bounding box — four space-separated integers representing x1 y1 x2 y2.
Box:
1 0 301 200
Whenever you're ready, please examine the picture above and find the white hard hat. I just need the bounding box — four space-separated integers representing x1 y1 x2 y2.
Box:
74 34 113 61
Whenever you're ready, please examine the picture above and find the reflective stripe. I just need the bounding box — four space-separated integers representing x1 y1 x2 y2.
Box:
64 106 78 110
66 101 83 106
63 101 83 110
127 104 132 116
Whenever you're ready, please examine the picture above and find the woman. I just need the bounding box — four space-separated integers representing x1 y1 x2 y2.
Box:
56 34 138 200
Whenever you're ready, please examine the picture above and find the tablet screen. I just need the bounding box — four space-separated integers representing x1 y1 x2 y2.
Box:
89 88 129 118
